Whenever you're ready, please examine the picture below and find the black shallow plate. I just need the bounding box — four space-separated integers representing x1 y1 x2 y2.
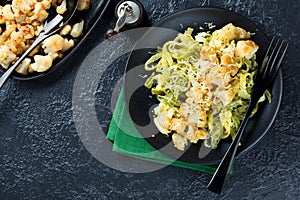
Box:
0 0 110 80
125 7 283 165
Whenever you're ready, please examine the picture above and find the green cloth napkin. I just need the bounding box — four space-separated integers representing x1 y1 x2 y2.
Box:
107 89 222 174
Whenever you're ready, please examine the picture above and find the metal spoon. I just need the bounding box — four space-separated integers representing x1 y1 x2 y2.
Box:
0 0 78 89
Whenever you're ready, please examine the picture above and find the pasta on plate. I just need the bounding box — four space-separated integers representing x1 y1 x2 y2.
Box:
144 23 271 151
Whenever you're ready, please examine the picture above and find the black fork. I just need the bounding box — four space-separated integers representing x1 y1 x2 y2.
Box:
207 37 289 194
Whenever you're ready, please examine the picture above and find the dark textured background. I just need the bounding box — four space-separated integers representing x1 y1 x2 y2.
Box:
0 0 299 199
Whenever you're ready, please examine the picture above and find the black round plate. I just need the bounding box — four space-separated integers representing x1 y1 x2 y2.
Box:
124 7 283 164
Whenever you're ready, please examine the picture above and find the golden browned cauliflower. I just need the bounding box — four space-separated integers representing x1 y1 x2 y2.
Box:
78 0 90 11
0 0 89 74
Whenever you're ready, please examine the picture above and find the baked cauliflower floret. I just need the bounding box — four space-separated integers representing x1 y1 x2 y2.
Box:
35 24 44 36
235 40 259 59
30 54 53 72
10 31 24 42
60 24 72 35
3 4 15 20
170 118 187 135
18 25 35 39
212 23 251 42
172 133 188 151
0 45 17 69
6 37 26 55
14 12 26 24
48 52 59 60
210 23 251 49
41 0 52 9
71 20 84 38
186 125 208 143
0 23 17 43
16 58 31 75
61 38 75 52
56 0 67 14
28 2 49 23
12 0 35 15
0 6 6 24
42 34 64 53
78 0 90 11
215 88 234 106
153 103 175 134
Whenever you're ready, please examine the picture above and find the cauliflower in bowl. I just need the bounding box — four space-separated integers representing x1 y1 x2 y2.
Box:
0 0 90 75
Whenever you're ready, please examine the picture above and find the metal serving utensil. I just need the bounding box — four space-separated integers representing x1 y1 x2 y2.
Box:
207 37 289 194
0 0 78 89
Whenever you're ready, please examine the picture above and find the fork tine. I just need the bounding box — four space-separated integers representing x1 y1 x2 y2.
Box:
256 37 288 91
266 38 282 77
260 37 276 74
269 40 289 81
263 37 281 78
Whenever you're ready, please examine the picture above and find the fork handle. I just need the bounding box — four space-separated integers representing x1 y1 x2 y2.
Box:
207 101 255 194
